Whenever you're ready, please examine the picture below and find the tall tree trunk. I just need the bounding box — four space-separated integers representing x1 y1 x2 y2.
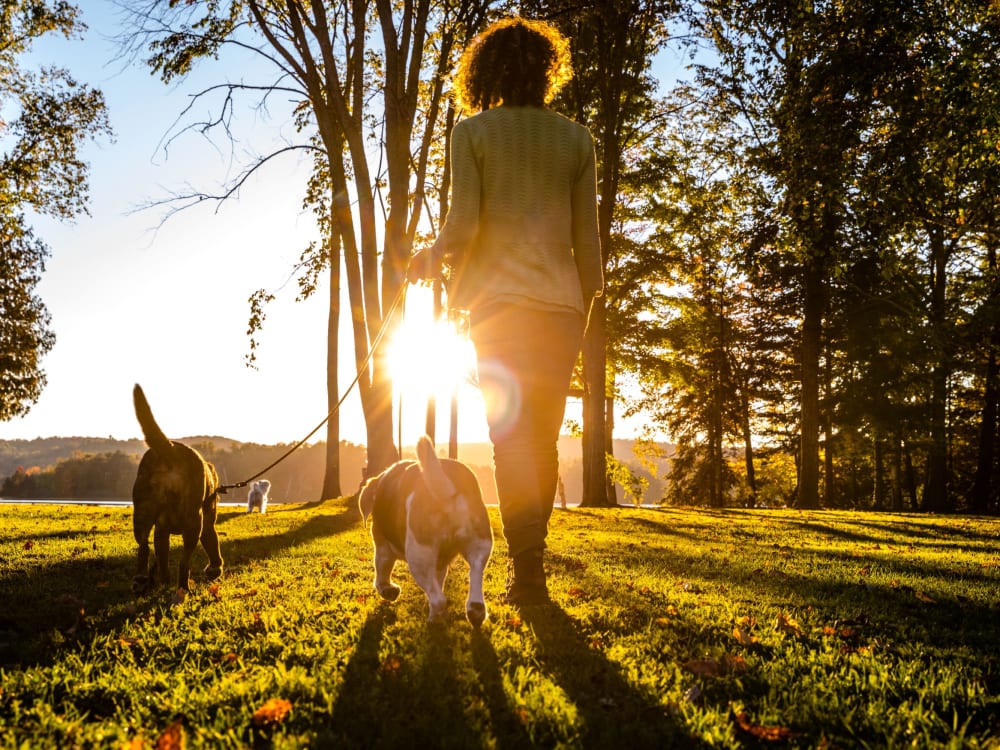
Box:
604 391 617 504
891 433 904 512
322 229 342 500
736 364 757 507
971 244 999 515
581 296 609 506
873 432 885 510
797 261 822 509
924 227 950 512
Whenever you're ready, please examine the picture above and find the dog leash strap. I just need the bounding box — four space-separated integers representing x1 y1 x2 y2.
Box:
218 283 408 494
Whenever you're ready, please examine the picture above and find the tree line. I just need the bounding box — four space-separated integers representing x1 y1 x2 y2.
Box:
3 1 999 512
0 440 369 503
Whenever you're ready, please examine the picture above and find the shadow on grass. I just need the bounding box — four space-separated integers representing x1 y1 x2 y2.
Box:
0 498 361 669
519 605 686 747
321 607 529 749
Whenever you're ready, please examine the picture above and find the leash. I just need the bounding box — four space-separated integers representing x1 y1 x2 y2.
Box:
218 282 408 494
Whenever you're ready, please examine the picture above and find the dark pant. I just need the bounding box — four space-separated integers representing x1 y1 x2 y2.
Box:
470 304 584 557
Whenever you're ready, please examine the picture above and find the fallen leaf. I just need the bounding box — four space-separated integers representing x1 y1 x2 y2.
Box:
506 615 522 628
721 653 749 673
252 698 292 728
381 655 403 675
566 586 588 599
154 719 184 750
859 565 871 576
121 738 144 750
915 591 936 604
733 626 757 645
733 711 797 741
207 584 222 600
774 613 804 637
22 541 34 551
171 589 187 606
682 658 721 676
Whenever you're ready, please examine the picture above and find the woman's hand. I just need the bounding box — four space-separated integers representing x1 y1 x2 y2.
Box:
407 248 443 283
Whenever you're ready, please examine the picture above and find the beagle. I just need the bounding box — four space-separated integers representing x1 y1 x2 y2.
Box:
359 435 493 626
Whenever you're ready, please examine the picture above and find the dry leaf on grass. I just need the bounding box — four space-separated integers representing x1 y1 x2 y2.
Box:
682 658 722 676
380 655 403 675
774 612 804 637
682 654 747 676
915 591 936 604
733 710 797 741
733 626 757 645
154 719 184 749
252 698 292 728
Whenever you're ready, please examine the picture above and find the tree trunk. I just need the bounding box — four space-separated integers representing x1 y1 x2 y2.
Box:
971 244 999 515
797 261 822 509
891 433 904 512
581 295 609 506
604 391 617 504
924 227 950 512
873 432 885 510
322 230 342 500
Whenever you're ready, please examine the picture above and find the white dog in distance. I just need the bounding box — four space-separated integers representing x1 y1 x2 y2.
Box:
247 479 271 514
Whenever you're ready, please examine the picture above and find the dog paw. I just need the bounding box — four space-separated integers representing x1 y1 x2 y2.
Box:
204 564 223 581
466 602 487 628
377 584 401 602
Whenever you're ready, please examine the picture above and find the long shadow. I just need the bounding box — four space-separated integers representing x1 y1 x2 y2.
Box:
519 605 690 748
469 629 536 750
321 609 496 749
0 499 362 669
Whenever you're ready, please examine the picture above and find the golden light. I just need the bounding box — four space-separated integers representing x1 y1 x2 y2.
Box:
386 286 478 406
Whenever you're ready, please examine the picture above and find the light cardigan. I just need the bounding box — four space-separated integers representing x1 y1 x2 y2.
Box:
432 106 604 317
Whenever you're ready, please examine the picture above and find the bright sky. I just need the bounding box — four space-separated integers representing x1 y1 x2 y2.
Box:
0 1 680 448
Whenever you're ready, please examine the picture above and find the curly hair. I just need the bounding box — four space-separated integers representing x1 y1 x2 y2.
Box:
452 17 573 112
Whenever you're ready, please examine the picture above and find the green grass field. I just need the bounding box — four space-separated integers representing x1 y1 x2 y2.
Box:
0 498 998 749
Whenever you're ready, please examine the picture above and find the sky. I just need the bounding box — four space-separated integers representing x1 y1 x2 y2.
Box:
0 1 682 448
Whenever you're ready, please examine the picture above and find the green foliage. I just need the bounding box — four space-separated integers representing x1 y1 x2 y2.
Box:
1 502 998 747
0 0 111 421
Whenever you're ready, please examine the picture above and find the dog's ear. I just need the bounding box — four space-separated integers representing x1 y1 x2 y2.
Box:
358 478 378 521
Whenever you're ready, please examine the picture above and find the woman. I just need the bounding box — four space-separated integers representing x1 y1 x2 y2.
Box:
409 16 603 605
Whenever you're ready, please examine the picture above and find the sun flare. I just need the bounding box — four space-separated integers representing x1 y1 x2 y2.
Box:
386 286 478 403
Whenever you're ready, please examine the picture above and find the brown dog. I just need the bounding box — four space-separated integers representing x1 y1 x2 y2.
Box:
359 435 493 626
131 384 223 594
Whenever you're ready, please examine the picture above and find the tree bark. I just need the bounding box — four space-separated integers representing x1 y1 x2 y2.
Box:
322 229 342 500
797 261 822 509
924 226 950 512
971 244 999 515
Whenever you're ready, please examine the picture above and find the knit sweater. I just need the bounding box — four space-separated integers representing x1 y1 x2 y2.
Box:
432 106 604 316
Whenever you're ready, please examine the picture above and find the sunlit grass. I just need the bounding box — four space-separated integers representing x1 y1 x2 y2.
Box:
0 501 998 748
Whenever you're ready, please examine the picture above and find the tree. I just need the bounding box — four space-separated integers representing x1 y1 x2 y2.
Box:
526 0 675 507
128 0 490 494
0 0 111 420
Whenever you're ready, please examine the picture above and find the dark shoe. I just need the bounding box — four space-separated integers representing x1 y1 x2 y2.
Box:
505 548 551 606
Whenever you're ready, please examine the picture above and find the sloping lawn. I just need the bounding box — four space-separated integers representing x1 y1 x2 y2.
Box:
0 499 998 748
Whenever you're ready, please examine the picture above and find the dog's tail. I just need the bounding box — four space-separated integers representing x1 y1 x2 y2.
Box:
416 435 456 500
133 384 173 456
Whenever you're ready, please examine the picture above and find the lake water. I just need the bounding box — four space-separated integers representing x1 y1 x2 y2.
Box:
0 498 246 508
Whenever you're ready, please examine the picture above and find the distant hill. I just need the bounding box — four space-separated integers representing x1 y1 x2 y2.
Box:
0 435 671 505
0 436 237 479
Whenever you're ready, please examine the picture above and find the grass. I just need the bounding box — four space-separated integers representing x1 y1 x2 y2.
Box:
0 498 998 749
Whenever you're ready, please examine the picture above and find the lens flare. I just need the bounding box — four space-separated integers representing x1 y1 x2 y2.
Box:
386 290 477 402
